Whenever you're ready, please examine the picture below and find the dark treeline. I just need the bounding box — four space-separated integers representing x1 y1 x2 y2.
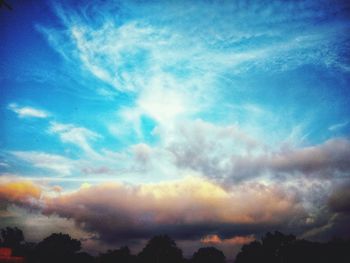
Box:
0 227 349 263
0 228 224 263
235 231 350 263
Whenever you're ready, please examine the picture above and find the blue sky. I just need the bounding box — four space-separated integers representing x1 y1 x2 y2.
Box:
1 0 350 259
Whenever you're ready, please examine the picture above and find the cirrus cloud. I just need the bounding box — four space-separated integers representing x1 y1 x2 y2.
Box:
8 103 49 119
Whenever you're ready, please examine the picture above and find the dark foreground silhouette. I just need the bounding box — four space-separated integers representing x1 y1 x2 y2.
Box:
0 227 349 263
235 231 350 263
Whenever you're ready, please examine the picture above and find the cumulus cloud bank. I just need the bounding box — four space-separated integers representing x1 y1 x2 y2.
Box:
0 177 305 241
1 173 348 249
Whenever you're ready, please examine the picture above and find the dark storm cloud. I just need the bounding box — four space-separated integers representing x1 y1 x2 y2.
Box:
320 181 350 239
299 180 350 241
328 180 350 214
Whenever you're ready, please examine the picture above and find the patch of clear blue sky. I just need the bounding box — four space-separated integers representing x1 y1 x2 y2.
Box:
0 0 350 163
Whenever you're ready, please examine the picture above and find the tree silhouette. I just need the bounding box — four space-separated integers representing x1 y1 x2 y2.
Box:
1 227 349 263
35 233 81 263
0 227 24 248
0 0 12 10
191 247 225 263
0 227 32 260
99 246 136 263
235 241 265 263
236 232 297 263
18 242 37 263
73 252 95 263
261 231 296 263
235 231 350 263
138 235 184 263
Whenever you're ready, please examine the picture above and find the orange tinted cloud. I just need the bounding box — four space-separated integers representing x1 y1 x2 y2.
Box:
0 181 41 204
201 234 255 245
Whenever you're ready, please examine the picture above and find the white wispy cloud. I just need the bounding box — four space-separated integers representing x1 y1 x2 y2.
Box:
48 122 101 155
11 151 75 176
0 162 9 168
37 0 350 146
328 121 349 131
8 103 49 118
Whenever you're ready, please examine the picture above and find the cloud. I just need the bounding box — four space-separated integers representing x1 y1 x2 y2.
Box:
301 180 350 241
0 205 92 247
48 122 101 155
8 103 49 118
165 119 261 180
0 179 41 206
35 0 350 151
328 181 350 214
11 151 75 176
201 234 255 246
167 127 350 182
1 175 348 253
40 0 350 94
328 121 349 131
0 162 9 168
229 138 350 181
131 143 153 165
81 167 112 175
40 176 304 243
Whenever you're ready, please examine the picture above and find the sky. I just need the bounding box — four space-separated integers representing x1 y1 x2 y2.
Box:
0 0 350 259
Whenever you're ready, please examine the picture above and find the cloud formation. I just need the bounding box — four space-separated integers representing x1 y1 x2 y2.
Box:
0 180 41 206
36 0 350 142
0 176 307 242
11 151 75 176
167 122 350 182
229 138 350 180
3 174 348 247
8 103 49 118
36 177 305 243
48 122 101 155
328 181 350 214
200 234 255 246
